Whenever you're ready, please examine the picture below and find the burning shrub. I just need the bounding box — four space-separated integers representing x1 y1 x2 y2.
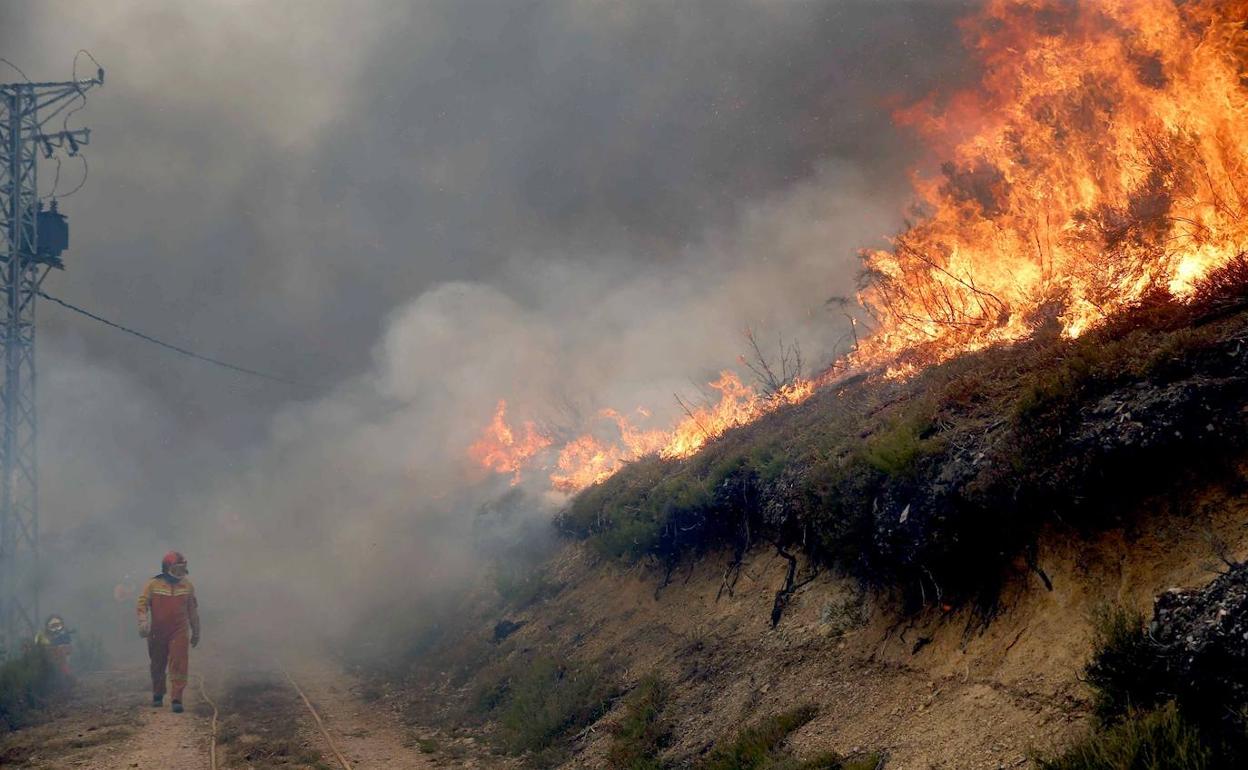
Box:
1189 252 1248 320
476 1 1248 515
855 0 1248 371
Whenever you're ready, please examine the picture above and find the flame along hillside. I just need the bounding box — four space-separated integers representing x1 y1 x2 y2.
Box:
471 0 1248 498
471 373 817 494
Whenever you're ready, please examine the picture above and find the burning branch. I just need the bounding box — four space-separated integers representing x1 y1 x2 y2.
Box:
673 393 711 440
741 327 803 396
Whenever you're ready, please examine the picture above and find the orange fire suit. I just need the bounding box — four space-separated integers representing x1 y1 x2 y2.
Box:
136 574 200 701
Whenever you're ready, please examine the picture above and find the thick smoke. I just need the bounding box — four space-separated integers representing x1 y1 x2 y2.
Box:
0 1 975 653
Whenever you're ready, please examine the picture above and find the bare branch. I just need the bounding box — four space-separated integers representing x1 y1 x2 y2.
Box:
674 393 712 439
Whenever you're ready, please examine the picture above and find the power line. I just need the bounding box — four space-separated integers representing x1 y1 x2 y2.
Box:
72 50 103 83
0 57 31 83
57 155 88 199
38 290 295 385
39 156 62 200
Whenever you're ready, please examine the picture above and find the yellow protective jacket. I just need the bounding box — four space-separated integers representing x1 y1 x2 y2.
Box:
136 574 200 641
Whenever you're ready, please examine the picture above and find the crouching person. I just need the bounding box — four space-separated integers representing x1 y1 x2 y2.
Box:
34 614 75 679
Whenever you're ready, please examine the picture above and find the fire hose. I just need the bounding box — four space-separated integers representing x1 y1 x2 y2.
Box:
196 673 219 770
198 664 351 770
280 663 354 770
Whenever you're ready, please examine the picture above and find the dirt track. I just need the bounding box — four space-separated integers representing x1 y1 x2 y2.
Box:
0 656 438 769
0 666 211 769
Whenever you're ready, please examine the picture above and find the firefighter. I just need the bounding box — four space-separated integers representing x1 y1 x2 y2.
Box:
34 613 75 678
136 551 200 712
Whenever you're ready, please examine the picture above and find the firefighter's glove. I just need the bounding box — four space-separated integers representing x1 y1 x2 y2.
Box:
191 632 200 648
138 620 150 639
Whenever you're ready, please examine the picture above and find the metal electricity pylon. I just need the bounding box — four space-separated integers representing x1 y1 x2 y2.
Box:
0 67 102 654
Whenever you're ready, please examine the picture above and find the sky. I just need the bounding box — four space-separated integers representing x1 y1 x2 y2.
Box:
0 0 976 641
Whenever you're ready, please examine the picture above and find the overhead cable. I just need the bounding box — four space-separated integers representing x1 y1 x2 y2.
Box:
0 57 31 83
38 290 295 385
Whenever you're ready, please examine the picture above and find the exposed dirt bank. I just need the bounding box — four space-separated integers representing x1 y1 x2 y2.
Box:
382 468 1248 769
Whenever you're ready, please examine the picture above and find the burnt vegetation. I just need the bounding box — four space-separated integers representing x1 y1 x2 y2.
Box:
559 256 1248 614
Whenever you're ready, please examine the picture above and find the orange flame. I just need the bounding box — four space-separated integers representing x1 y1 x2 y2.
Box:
473 373 817 494
856 0 1248 369
467 400 552 485
658 372 813 460
472 0 1248 493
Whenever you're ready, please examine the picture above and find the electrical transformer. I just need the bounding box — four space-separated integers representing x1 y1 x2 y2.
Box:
36 200 68 268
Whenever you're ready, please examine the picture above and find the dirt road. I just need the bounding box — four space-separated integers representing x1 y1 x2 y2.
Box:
0 657 439 769
0 666 211 769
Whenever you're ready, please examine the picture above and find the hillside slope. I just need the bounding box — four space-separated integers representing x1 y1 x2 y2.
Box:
369 280 1248 769
376 474 1245 769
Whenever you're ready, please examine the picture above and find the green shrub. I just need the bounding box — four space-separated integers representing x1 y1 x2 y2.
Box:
415 737 438 753
1035 702 1211 770
490 656 618 758
771 754 882 770
0 645 62 730
561 456 672 538
608 675 671 770
593 513 667 562
1083 605 1159 722
1012 344 1101 423
494 565 557 609
470 669 511 717
695 705 880 770
862 412 938 478
697 706 817 770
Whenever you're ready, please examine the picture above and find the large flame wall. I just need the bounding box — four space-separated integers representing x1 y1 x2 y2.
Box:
472 0 1248 493
857 0 1248 371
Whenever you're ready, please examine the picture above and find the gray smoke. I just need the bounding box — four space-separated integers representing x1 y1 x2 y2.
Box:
0 0 975 651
